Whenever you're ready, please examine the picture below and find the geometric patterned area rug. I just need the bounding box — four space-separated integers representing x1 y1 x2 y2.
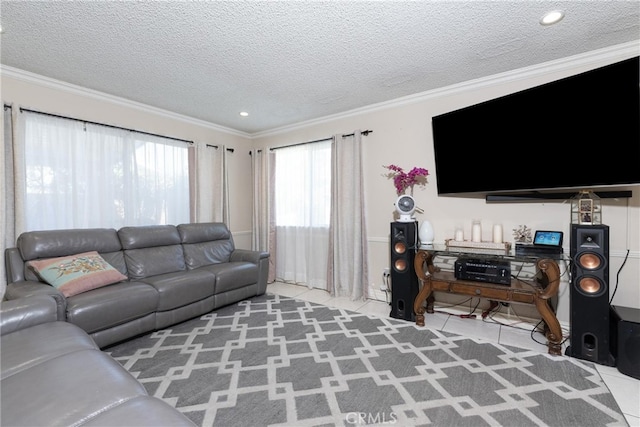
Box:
106 294 628 427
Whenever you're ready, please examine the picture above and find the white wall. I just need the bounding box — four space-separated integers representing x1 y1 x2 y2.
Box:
2 44 639 327
252 45 640 325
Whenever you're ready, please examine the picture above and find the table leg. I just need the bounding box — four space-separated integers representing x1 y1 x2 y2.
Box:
426 293 435 314
535 296 563 355
414 279 433 327
535 259 563 355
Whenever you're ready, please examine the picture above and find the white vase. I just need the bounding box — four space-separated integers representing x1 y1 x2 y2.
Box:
419 220 435 245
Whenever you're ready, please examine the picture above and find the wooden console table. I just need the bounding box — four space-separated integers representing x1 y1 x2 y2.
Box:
413 248 563 355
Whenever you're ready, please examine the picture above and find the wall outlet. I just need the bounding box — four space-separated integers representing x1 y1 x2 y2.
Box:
383 268 390 276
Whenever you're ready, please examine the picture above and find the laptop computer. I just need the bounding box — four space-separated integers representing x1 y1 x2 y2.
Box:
515 230 564 256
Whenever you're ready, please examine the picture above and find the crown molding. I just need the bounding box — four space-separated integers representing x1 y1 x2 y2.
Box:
253 40 640 139
0 65 251 139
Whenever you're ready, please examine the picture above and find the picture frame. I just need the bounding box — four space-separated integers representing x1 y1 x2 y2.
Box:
580 212 593 224
578 198 594 224
579 198 593 214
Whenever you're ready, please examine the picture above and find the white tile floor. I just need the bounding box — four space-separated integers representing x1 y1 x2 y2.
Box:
267 281 640 427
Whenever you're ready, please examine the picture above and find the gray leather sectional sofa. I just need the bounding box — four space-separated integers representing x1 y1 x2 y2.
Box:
4 222 270 348
1 222 269 426
1 295 196 426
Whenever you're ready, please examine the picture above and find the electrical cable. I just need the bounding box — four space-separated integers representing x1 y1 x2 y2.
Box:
528 319 570 347
609 249 629 304
433 297 479 318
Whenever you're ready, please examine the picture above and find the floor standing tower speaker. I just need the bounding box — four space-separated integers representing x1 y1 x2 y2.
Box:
567 224 615 365
390 221 419 321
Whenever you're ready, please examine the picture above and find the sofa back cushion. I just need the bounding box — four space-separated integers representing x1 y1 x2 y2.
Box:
16 228 126 281
178 223 235 269
118 225 185 280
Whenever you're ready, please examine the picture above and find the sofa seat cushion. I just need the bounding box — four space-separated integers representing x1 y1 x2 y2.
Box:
1 321 97 380
81 396 195 426
66 281 159 334
199 262 258 293
0 348 148 427
142 269 215 311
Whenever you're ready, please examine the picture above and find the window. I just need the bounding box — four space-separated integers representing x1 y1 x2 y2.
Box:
22 112 190 230
273 140 331 287
274 141 331 227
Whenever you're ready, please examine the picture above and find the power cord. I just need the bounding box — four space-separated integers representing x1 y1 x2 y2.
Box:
529 319 570 347
433 297 479 319
382 270 391 305
609 249 629 304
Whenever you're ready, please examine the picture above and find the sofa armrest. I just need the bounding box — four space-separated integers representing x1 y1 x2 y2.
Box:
5 247 27 282
0 295 58 336
230 249 269 264
5 281 67 321
231 250 270 295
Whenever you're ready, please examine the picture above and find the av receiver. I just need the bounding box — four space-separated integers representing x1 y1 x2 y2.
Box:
454 257 511 285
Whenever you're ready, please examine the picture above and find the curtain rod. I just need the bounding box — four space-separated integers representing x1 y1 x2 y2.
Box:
206 144 235 153
269 129 372 151
18 107 194 145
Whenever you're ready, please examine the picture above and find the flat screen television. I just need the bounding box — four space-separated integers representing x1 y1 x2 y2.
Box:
431 56 640 198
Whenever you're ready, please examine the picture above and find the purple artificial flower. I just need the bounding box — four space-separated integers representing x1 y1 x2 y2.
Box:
383 164 429 195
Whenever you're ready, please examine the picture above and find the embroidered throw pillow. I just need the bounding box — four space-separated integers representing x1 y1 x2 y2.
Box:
28 251 127 297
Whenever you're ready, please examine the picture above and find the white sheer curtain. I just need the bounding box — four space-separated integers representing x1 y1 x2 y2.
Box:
1 106 17 299
251 149 276 282
18 111 190 231
195 142 228 224
327 131 369 300
274 140 331 288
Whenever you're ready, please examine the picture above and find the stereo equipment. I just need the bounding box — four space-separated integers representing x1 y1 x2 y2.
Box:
390 221 419 321
566 224 615 365
515 243 563 257
610 305 640 380
454 258 511 286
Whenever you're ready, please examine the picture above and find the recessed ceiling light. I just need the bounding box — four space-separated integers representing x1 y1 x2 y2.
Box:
239 111 249 117
540 10 564 26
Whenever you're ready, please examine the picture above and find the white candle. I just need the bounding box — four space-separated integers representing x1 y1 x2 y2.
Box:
455 228 464 241
471 220 482 242
493 224 503 244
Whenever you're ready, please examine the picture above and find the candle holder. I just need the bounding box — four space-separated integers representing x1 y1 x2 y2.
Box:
492 224 503 243
471 220 482 242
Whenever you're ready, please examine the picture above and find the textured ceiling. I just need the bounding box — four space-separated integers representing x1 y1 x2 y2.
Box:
1 1 639 135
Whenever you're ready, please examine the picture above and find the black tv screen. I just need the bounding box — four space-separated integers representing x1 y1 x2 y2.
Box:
432 56 640 196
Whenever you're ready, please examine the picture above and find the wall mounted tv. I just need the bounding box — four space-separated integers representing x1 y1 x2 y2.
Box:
431 56 639 199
